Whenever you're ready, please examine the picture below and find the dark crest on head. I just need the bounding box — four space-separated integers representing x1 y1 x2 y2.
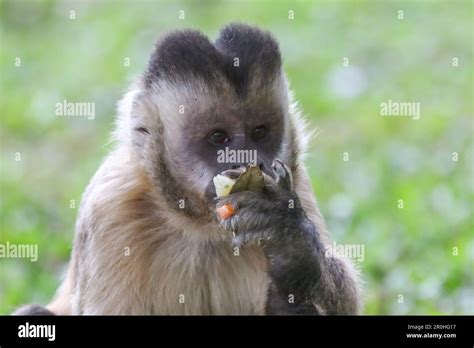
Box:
144 23 282 97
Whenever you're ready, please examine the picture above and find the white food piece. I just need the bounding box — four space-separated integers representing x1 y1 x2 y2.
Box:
213 174 237 197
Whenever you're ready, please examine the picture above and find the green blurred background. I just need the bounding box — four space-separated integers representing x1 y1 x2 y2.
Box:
1 0 473 314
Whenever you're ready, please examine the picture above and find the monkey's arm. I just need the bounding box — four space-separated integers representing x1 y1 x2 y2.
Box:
263 217 361 315
216 160 361 315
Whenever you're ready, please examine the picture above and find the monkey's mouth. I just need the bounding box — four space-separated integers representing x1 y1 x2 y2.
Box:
204 163 274 204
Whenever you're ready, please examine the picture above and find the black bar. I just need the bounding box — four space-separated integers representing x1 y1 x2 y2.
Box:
0 315 472 346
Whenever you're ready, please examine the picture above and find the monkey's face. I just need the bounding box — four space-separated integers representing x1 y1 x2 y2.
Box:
134 24 293 213
181 96 286 202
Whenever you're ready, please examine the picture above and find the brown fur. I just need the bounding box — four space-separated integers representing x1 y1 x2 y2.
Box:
45 87 360 314
43 26 361 315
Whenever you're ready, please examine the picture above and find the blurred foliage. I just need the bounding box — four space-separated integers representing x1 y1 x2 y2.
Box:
0 0 473 314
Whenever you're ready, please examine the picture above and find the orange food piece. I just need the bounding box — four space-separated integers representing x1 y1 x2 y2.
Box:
216 204 235 220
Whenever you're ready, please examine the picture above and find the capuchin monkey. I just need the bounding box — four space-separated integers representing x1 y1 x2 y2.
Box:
14 23 361 315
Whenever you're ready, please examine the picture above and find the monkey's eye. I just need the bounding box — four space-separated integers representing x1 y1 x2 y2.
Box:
208 130 230 145
252 125 267 140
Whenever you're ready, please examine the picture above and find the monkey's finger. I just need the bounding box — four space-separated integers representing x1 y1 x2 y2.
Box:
215 191 261 210
271 159 293 191
232 226 272 248
261 171 278 187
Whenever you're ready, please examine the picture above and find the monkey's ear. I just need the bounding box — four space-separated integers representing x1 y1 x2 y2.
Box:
144 29 222 87
215 23 282 91
126 90 160 151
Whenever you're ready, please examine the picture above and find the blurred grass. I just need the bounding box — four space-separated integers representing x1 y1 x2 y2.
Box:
1 0 473 314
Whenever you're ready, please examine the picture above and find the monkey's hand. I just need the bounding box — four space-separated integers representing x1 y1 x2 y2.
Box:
216 159 305 247
216 159 360 315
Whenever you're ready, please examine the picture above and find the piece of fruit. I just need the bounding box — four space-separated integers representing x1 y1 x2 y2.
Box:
216 204 235 220
229 165 264 194
213 164 265 198
212 175 238 198
213 164 266 220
